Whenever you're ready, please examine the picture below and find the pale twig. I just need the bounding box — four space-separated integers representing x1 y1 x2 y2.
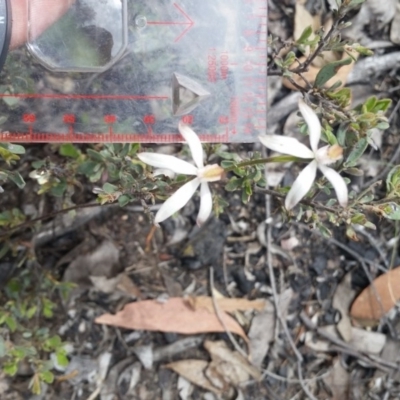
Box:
261 148 319 398
86 386 102 400
209 266 248 359
260 368 329 384
265 212 303 363
262 148 303 363
297 361 319 400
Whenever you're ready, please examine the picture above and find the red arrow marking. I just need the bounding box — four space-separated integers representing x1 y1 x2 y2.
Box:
147 3 194 42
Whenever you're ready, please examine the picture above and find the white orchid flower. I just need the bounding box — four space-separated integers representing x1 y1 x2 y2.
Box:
259 99 348 210
138 122 223 225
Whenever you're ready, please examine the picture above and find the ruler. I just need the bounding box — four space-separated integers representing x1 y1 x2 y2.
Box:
0 0 267 143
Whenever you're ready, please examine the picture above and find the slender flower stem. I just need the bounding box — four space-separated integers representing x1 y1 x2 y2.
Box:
254 187 339 214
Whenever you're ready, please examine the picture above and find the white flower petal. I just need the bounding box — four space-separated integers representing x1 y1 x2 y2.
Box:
197 182 213 226
154 178 201 224
259 135 314 159
298 99 321 153
319 165 348 207
153 168 176 179
178 122 204 169
138 153 197 176
285 160 318 210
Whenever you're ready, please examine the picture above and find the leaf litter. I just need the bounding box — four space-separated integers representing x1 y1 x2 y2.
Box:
95 296 257 341
165 340 261 396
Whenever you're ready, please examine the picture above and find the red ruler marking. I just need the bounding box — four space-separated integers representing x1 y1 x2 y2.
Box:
0 93 168 100
147 3 194 43
0 1 266 143
0 131 230 143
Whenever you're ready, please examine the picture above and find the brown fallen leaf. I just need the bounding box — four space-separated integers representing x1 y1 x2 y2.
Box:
186 296 266 314
95 297 248 340
350 267 400 322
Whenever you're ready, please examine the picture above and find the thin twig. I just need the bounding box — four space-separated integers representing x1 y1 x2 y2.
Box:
262 148 305 358
1 202 110 238
297 361 319 400
260 367 329 384
209 266 248 359
290 13 344 75
285 75 310 92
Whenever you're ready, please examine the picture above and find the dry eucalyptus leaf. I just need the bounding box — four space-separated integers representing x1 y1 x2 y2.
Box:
351 327 386 354
248 301 275 368
187 296 266 314
95 297 248 340
350 267 400 322
305 325 386 355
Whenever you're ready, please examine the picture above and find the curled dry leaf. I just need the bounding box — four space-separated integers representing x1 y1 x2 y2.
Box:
305 325 386 355
165 360 222 395
333 273 356 342
350 267 400 323
165 340 260 396
248 301 275 368
323 358 350 400
204 340 261 381
95 297 248 340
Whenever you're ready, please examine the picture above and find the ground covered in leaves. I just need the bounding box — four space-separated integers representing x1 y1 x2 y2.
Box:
3 0 400 399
